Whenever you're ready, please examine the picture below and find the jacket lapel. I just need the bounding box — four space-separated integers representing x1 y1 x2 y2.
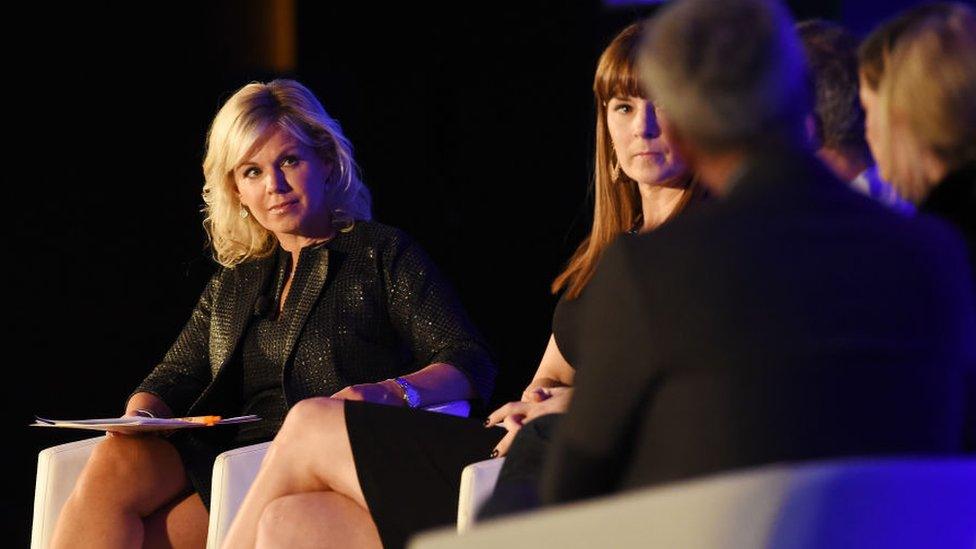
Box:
209 255 275 376
280 247 330 367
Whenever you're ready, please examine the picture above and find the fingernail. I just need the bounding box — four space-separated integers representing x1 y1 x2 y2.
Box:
483 419 491 427
490 449 499 458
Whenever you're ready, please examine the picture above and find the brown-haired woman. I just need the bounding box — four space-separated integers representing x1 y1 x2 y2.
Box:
222 21 706 549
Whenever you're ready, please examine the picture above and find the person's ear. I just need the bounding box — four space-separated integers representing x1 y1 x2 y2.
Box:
804 113 822 150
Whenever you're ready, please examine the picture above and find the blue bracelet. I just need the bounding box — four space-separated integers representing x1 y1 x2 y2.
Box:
393 377 421 408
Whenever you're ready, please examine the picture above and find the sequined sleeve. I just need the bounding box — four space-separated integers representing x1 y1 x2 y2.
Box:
382 230 497 404
131 273 218 415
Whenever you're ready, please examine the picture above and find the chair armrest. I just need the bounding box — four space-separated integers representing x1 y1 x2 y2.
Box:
456 457 505 532
206 441 271 549
32 436 105 549
421 400 470 418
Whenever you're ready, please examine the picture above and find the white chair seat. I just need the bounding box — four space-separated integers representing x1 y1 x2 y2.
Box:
411 457 976 549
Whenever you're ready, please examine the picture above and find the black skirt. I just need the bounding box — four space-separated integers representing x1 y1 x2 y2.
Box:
167 421 279 508
344 400 505 549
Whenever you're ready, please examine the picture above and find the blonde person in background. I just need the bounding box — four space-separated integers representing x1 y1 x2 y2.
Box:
865 2 976 451
866 3 976 221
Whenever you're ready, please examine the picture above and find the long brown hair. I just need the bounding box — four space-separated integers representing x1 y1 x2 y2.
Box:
551 22 700 299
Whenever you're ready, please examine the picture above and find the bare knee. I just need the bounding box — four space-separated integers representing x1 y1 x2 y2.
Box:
72 435 185 509
79 436 160 489
274 398 344 449
256 495 321 549
257 495 301 539
281 398 342 433
256 493 379 549
263 398 354 492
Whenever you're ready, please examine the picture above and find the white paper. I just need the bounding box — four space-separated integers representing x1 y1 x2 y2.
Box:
31 415 260 433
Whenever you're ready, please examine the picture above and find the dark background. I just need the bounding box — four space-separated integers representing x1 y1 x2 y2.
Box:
7 0 927 544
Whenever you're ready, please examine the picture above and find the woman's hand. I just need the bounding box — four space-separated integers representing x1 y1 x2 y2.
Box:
331 380 405 406
521 378 567 402
485 386 574 457
110 393 174 437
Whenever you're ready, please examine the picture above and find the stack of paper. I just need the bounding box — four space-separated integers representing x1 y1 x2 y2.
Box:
32 415 260 434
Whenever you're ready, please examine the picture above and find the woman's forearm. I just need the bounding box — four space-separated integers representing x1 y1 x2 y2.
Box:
389 362 477 407
526 334 576 391
525 376 571 392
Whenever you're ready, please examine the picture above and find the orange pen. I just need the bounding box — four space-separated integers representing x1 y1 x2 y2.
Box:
178 415 222 426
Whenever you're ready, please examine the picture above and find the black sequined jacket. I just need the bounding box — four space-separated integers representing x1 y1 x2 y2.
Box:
134 221 496 417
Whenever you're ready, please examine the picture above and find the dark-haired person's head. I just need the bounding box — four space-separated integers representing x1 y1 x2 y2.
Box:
639 0 810 193
797 20 870 180
798 19 912 212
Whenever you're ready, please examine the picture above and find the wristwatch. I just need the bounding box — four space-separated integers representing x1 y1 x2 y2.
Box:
393 377 421 408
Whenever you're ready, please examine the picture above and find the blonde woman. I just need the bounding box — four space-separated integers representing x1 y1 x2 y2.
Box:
866 2 975 232
223 22 706 549
856 2 956 208
51 79 495 548
866 4 976 456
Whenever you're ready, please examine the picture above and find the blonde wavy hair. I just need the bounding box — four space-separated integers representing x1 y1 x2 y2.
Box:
202 79 372 267
552 22 698 300
874 3 976 202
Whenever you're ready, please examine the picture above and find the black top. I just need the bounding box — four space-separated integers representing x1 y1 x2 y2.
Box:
237 312 288 440
552 209 703 370
543 149 976 505
134 221 497 418
920 161 976 277
919 161 976 452
552 295 584 368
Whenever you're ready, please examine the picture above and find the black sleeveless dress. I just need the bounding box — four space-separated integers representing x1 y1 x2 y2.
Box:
345 295 582 549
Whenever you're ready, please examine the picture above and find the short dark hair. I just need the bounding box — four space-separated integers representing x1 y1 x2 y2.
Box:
797 20 868 154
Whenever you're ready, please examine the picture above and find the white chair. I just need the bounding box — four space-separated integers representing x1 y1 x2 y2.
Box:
207 441 272 548
31 436 104 549
456 457 505 532
410 457 976 549
32 400 472 549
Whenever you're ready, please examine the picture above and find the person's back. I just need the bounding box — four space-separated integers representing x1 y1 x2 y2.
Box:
604 150 973 491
